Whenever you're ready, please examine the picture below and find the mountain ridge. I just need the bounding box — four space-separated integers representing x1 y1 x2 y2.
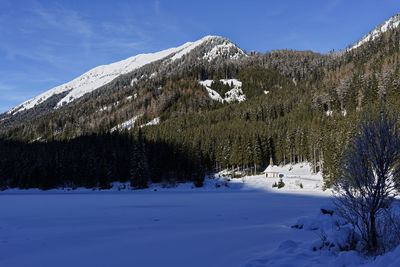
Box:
1 13 400 140
6 35 245 116
1 12 400 191
5 10 400 118
349 12 400 50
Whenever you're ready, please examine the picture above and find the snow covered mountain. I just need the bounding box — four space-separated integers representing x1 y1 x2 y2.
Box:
349 12 400 50
3 13 400 137
6 35 246 116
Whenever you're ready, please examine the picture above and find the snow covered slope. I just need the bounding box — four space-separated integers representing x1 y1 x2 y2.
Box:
110 115 140 132
7 36 245 115
349 12 400 50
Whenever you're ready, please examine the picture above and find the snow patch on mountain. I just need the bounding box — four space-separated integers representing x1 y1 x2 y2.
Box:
199 80 223 102
110 115 140 132
130 78 138 86
349 13 400 50
220 79 246 103
8 35 241 115
171 35 216 61
220 79 242 89
141 117 160 128
199 79 245 103
203 41 246 62
206 87 224 102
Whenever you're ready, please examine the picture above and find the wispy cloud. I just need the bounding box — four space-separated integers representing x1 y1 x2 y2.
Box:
154 0 161 15
0 43 68 67
30 4 94 54
308 0 343 23
99 21 151 51
0 82 13 91
0 0 185 66
0 3 95 65
30 4 94 38
0 0 186 112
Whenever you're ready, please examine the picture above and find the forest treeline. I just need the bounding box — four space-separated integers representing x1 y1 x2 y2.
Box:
1 26 400 189
0 133 206 190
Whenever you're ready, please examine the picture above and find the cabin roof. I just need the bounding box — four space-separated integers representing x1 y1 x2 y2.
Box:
264 165 280 173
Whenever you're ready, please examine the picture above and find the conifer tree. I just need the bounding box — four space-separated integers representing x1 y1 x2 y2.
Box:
130 130 149 189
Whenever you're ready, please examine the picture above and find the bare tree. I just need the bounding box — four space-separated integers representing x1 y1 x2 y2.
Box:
334 109 400 254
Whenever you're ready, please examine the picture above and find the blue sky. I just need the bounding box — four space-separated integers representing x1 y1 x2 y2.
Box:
0 0 399 113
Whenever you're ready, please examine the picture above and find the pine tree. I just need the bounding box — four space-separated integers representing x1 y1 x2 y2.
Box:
130 130 149 189
252 136 262 174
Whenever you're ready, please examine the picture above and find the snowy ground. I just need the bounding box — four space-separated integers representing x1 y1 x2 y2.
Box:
215 163 326 195
1 163 398 266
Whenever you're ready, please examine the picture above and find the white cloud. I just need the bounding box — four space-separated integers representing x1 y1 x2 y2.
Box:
0 82 13 91
31 5 93 38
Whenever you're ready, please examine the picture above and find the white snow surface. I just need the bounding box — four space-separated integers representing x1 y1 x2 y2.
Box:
141 117 160 128
247 200 400 267
205 87 224 102
349 13 400 50
203 41 246 62
171 35 216 61
8 35 240 115
326 110 333 117
110 115 140 132
1 163 398 266
130 78 138 86
199 78 246 103
220 78 242 88
199 80 224 102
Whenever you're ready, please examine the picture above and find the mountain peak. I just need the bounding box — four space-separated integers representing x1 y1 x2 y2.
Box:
6 35 244 116
349 12 400 50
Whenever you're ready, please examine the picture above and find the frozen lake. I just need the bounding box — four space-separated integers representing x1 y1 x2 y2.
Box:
0 189 331 267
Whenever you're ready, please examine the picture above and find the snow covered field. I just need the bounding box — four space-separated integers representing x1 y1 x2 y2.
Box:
1 164 398 267
0 190 331 267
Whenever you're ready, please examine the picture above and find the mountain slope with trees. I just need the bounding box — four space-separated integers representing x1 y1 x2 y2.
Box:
1 13 400 190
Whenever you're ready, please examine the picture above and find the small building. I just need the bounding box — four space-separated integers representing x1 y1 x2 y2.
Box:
264 158 280 178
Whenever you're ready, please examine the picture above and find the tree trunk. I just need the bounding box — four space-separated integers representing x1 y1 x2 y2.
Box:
369 213 378 253
313 146 316 173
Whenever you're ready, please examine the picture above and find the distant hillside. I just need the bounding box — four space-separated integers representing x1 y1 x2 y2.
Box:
1 13 400 189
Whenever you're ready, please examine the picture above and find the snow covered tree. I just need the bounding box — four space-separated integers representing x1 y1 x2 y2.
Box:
334 109 400 254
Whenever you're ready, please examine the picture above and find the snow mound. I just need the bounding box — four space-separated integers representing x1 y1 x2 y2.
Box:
245 205 368 267
370 246 400 267
246 195 400 267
